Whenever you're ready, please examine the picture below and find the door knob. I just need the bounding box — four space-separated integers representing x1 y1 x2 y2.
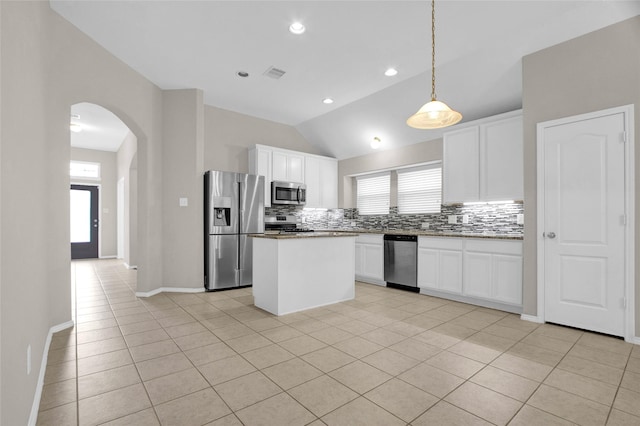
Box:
547 232 556 239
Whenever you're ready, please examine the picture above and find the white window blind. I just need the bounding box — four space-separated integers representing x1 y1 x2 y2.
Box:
357 173 390 215
397 164 442 214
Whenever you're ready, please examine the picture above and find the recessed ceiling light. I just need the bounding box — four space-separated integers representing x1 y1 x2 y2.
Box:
322 98 334 104
70 123 82 133
371 137 381 149
237 71 249 78
384 68 398 77
289 22 306 35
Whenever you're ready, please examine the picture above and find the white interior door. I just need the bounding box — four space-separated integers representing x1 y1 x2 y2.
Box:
542 112 626 337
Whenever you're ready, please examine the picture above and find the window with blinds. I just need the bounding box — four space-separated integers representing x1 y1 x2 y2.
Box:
397 163 442 214
356 173 390 215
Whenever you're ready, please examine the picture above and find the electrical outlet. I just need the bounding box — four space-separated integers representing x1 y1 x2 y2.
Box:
517 214 524 225
351 222 357 227
448 215 457 224
179 197 188 207
421 222 430 229
301 217 306 223
462 215 469 224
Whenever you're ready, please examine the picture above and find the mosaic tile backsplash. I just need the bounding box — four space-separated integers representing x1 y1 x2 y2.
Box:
266 202 524 235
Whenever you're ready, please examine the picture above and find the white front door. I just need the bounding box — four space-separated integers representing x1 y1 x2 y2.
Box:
541 111 626 336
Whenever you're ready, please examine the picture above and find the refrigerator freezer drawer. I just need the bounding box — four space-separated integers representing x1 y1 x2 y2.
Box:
206 234 239 290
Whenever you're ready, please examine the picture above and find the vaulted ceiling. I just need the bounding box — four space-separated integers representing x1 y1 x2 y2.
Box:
52 1 640 159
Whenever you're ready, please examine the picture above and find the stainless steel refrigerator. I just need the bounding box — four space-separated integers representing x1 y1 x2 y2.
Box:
204 170 264 291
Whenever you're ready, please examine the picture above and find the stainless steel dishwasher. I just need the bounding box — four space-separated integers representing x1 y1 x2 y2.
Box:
383 234 418 292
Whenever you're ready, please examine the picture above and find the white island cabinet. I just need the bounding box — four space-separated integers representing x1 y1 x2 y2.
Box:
252 233 357 316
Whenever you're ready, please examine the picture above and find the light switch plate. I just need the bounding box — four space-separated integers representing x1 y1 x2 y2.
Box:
421 222 430 229
448 215 457 224
179 198 188 207
517 214 524 225
462 215 469 224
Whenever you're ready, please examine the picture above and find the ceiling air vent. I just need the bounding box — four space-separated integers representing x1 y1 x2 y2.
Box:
263 66 286 80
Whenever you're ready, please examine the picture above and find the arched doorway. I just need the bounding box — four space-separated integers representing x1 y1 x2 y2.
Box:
69 102 138 264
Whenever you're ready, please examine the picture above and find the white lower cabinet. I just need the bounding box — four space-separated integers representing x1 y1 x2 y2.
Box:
418 238 463 293
464 240 523 305
355 234 384 285
418 236 523 311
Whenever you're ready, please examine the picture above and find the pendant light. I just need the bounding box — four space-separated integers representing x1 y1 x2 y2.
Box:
407 0 462 129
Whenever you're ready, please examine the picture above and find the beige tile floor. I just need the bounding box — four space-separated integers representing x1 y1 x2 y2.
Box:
37 259 640 425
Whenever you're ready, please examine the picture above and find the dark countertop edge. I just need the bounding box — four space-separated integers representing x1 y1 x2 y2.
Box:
320 229 523 241
252 232 359 239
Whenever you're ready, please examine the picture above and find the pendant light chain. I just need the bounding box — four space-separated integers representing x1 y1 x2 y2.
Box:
406 0 462 129
431 0 436 101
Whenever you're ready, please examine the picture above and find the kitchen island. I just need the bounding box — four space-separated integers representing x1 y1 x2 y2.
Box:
251 232 358 315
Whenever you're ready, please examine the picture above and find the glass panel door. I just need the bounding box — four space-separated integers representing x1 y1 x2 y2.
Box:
70 184 99 259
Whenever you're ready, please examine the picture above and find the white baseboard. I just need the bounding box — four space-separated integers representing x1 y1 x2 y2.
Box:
520 314 544 323
626 335 640 345
135 286 205 298
124 263 137 270
99 255 117 259
29 320 74 426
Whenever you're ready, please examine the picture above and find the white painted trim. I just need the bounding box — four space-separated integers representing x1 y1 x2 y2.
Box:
123 263 137 270
135 286 205 298
28 320 74 426
99 255 117 259
520 314 544 324
536 105 635 341
628 336 640 346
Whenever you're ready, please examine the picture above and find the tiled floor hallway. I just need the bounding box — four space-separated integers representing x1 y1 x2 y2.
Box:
36 259 640 425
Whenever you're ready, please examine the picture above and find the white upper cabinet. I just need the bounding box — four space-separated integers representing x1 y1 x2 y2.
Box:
305 156 338 208
272 150 305 183
443 127 480 203
249 144 338 209
443 113 523 203
481 116 523 201
249 146 273 207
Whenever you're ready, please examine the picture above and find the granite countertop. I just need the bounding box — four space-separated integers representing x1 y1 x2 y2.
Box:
324 228 523 240
253 231 360 239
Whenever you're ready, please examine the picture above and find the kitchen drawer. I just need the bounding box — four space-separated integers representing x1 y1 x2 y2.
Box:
356 234 383 245
465 239 522 255
418 236 464 250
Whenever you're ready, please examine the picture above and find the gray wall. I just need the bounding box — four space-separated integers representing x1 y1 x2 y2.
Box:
204 105 322 173
522 16 640 335
1 2 164 424
162 89 204 289
338 139 443 208
71 147 118 257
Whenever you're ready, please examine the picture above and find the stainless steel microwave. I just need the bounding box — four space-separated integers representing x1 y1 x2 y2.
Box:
271 181 306 205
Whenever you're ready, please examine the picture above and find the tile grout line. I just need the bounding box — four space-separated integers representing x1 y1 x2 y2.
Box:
43 261 640 425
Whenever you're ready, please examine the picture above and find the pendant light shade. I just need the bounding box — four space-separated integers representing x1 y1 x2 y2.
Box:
407 0 462 129
406 99 462 129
